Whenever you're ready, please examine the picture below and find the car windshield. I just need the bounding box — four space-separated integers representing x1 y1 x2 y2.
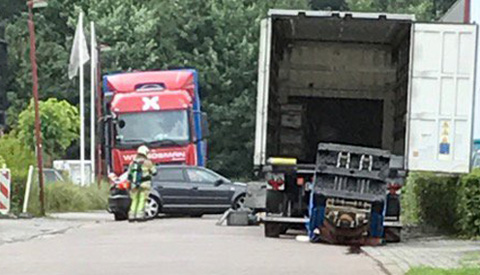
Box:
116 110 189 145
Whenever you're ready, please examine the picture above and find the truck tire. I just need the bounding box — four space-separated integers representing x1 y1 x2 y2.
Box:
384 227 401 243
264 222 282 238
266 190 285 213
114 212 128 221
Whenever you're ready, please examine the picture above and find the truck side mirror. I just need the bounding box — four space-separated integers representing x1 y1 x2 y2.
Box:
201 112 209 139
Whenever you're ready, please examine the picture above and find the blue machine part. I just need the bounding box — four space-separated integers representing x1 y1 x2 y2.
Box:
369 207 385 238
307 190 325 242
190 69 205 167
307 190 386 241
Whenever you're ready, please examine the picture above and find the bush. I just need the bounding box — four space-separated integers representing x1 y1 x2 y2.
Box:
27 181 109 216
402 170 480 237
402 172 460 234
0 134 36 213
457 169 480 237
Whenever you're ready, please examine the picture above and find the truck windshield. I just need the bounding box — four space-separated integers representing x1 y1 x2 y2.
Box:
116 110 190 145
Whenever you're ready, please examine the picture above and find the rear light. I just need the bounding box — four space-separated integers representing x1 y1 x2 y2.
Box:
387 183 402 195
117 182 130 190
267 179 284 190
108 172 130 190
296 177 305 186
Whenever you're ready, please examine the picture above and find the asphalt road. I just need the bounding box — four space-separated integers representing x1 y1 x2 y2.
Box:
0 213 384 275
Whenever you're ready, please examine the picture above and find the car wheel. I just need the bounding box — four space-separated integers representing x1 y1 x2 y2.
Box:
114 212 128 221
145 196 161 219
232 194 247 210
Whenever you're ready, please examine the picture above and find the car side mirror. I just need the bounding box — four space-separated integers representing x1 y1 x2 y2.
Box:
214 179 224 187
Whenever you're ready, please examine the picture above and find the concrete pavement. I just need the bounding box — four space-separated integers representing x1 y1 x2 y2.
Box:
0 218 82 246
0 213 384 275
363 237 480 274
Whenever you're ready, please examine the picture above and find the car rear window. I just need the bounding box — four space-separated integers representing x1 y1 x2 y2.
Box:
156 168 185 181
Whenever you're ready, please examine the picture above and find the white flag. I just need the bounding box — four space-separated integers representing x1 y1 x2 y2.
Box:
68 12 90 79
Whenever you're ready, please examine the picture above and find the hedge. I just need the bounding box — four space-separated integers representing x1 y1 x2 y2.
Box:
28 180 109 216
402 170 480 237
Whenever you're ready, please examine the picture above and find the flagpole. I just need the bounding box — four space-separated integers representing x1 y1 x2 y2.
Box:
79 12 85 186
90 21 95 185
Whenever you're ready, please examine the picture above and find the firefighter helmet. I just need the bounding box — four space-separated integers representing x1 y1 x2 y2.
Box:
137 145 150 156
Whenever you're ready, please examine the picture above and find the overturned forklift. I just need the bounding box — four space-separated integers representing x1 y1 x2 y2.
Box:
308 144 404 245
258 143 404 245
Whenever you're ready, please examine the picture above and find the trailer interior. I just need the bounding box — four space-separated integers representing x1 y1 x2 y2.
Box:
267 14 413 163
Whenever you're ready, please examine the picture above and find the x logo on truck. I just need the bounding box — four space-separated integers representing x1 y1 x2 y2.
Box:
142 96 160 111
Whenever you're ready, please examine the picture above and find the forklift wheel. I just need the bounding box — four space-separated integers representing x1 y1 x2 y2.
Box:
264 222 282 238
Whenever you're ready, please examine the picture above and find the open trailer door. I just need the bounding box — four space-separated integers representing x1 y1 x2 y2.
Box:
254 18 272 167
407 23 478 173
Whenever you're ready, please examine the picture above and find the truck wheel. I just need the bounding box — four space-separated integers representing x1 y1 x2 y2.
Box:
266 190 285 213
264 222 282 238
114 212 128 221
384 227 401 243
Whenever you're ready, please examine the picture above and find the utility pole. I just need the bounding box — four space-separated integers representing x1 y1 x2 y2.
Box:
96 44 103 185
27 0 47 216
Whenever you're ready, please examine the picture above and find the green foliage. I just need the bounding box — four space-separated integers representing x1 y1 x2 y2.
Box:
0 154 5 167
0 134 36 212
457 170 480 237
28 181 109 216
406 267 480 275
402 172 460 233
0 0 23 23
403 171 480 237
4 0 309 178
17 98 79 163
311 0 348 10
346 0 433 20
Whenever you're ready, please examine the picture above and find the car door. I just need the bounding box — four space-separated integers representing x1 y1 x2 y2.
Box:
153 167 191 208
185 167 234 209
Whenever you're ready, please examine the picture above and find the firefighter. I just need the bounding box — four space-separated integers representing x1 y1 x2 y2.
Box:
127 145 157 222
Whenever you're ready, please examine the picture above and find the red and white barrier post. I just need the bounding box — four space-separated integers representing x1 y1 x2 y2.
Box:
0 168 11 215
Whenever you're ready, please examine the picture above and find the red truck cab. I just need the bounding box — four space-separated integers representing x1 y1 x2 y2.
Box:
103 69 207 175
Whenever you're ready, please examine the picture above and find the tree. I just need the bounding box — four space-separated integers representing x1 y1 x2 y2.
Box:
17 98 79 163
346 0 457 21
5 0 309 178
310 0 348 10
146 0 309 177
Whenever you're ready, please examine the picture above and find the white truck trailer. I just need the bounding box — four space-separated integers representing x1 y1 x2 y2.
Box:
252 9 478 243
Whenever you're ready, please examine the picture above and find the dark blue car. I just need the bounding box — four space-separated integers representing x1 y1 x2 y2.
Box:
143 166 247 219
